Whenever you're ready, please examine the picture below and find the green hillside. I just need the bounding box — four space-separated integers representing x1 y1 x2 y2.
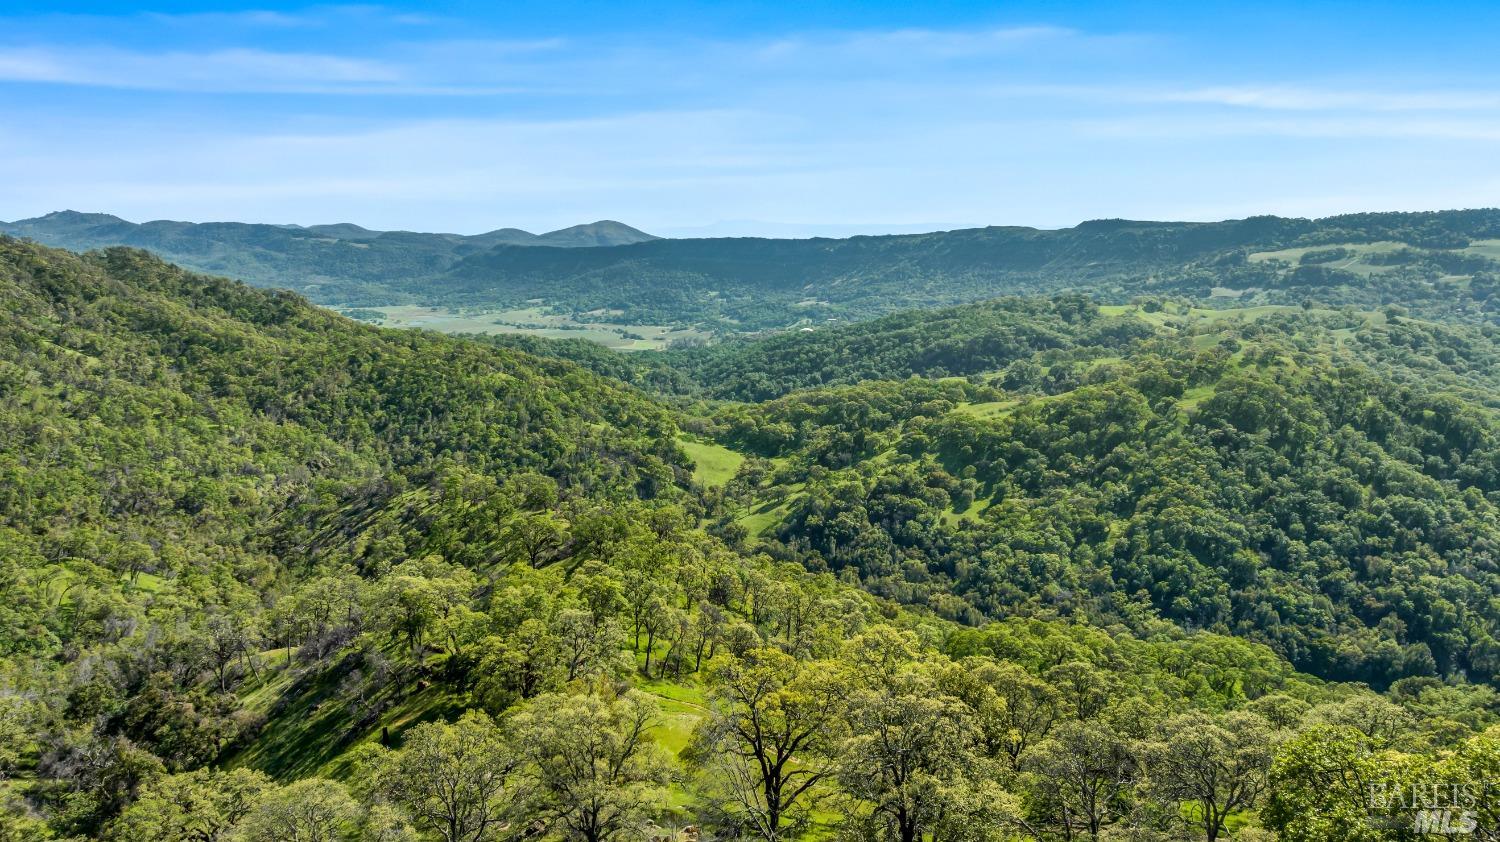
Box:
654 295 1153 400
692 306 1500 688
329 209 1500 328
5 238 1500 841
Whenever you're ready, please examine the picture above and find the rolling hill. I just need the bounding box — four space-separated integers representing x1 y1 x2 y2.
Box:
0 211 658 304
7 209 1500 332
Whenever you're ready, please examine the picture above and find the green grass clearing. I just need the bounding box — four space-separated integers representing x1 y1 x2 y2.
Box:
333 304 709 351
678 437 746 487
1247 240 1408 275
1462 239 1500 261
1178 384 1217 411
953 399 1017 420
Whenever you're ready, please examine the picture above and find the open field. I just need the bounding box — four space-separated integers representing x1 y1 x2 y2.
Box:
1246 240 1407 274
1101 302 1376 329
678 436 746 487
1463 239 1500 261
1100 302 1305 326
334 304 709 351
953 398 1017 420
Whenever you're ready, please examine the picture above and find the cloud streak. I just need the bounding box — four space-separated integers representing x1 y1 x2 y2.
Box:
987 83 1500 113
7 23 1494 125
0 46 403 92
0 22 1124 96
1075 114 1500 141
1149 85 1500 112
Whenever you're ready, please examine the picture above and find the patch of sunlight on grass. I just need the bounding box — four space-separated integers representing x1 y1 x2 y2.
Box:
678 436 746 487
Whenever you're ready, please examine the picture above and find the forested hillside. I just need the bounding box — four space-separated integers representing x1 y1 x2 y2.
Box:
654 296 1153 400
0 237 692 835
7 238 1500 841
676 302 1500 688
9 209 1500 331
433 209 1500 329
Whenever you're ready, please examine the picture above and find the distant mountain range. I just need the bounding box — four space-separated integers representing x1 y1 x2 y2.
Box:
5 208 1500 331
0 210 662 311
2 211 659 249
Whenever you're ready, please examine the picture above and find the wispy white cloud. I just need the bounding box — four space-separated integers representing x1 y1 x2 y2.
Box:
757 24 1084 59
8 5 434 31
1151 85 1500 112
13 26 1475 117
0 20 1127 96
3 100 1494 232
141 9 319 28
2 11 1498 229
0 35 580 94
988 82 1500 113
1075 114 1500 141
0 46 403 92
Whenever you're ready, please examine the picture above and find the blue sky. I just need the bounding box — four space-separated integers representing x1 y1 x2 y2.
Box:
2 1 1499 236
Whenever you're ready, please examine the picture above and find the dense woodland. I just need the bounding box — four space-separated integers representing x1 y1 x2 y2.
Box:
7 234 1500 840
697 313 1500 687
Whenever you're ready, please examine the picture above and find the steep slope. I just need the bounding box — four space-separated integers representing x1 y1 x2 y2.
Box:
0 236 695 833
0 236 689 647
